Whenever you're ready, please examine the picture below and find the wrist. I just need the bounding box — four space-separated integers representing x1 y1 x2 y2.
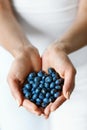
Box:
0 9 34 57
57 20 87 54
57 40 72 54
12 43 33 58
50 40 70 54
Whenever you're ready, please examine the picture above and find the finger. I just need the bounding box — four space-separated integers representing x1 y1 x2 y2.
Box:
32 53 42 72
63 70 76 99
8 77 23 106
50 95 66 112
23 99 43 115
44 103 52 119
42 54 49 73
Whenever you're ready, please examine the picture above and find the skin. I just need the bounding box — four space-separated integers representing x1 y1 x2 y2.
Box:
0 0 87 118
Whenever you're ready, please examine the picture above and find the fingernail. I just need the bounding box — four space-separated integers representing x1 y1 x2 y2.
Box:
65 91 71 99
45 115 49 119
35 112 40 116
16 99 21 107
33 111 40 116
41 114 44 116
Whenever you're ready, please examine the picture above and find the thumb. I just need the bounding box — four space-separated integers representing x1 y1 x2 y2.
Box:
7 77 23 106
63 71 75 99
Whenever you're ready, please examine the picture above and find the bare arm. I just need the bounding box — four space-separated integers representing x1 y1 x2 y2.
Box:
57 0 87 54
0 0 32 57
42 0 87 117
0 0 43 115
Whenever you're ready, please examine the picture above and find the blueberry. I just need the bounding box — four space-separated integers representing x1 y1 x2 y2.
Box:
29 80 34 85
42 75 47 81
32 94 38 100
25 92 31 99
41 102 48 108
55 79 60 85
44 82 50 88
22 88 29 95
52 72 59 79
40 80 44 84
39 83 44 88
50 82 55 89
35 88 41 94
24 83 31 90
36 102 41 106
31 87 35 92
49 96 55 103
39 93 45 100
58 78 64 85
50 89 57 95
32 90 36 95
22 68 64 108
54 92 60 98
37 70 45 77
46 87 50 91
34 77 41 83
52 76 57 82
22 87 25 92
45 76 52 83
43 98 49 104
48 68 56 75
55 78 64 85
46 92 50 98
55 85 62 90
36 98 42 105
32 82 39 88
41 88 47 95
28 72 37 80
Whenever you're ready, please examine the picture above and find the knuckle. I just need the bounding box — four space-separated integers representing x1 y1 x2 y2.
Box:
72 67 77 75
33 106 38 111
30 46 39 55
69 66 77 76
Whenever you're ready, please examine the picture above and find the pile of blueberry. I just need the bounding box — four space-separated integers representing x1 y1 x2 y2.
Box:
22 68 64 108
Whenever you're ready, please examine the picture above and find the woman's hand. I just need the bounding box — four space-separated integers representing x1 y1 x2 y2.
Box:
42 42 76 118
7 45 43 115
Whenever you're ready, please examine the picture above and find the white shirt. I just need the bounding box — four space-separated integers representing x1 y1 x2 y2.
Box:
12 0 79 54
0 0 87 130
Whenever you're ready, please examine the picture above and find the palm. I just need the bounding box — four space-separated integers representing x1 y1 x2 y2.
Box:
7 47 43 115
42 44 76 118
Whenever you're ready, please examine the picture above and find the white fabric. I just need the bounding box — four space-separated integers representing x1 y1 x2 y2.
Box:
13 0 79 54
0 0 87 130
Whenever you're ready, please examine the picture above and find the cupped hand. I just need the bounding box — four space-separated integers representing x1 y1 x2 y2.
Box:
42 42 76 118
7 45 43 115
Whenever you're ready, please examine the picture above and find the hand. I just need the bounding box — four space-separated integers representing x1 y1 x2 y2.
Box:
7 45 43 115
42 42 76 118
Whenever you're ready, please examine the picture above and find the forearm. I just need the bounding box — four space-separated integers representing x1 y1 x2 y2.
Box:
0 0 31 57
58 19 87 54
58 0 87 54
